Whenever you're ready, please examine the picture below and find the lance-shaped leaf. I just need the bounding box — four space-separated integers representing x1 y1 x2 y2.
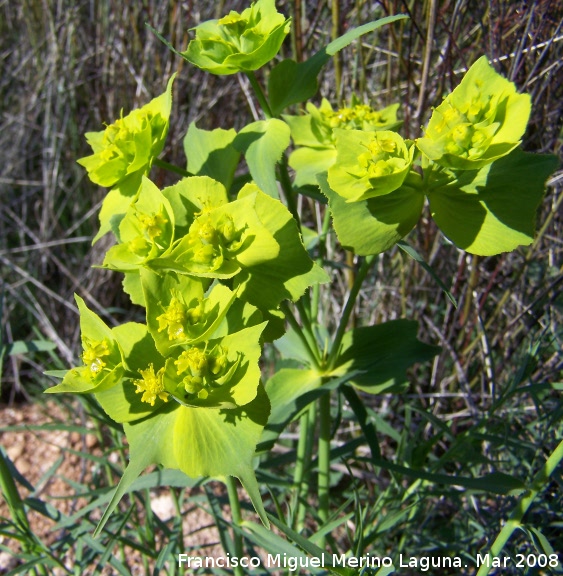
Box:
268 15 407 116
417 56 531 170
183 123 240 191
428 149 558 255
45 296 123 395
181 0 290 75
319 172 424 256
103 176 175 272
233 184 330 310
233 119 291 199
330 320 440 394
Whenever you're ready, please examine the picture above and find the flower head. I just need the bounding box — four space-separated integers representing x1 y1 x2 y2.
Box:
327 130 414 202
417 56 531 170
77 76 174 187
182 0 291 75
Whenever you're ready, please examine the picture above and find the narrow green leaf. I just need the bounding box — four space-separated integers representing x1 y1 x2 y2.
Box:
397 240 457 306
268 15 407 116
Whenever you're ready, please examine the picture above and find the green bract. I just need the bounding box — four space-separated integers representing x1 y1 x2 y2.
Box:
182 0 290 75
77 75 174 187
327 129 415 202
285 98 401 187
416 56 531 170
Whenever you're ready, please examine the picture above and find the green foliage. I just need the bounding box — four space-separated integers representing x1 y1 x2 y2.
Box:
32 1 560 573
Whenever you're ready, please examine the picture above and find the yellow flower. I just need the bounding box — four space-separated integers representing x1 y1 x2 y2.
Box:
134 364 169 406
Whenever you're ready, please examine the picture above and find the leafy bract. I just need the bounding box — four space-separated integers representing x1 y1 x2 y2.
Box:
102 176 175 272
78 75 174 187
328 129 415 202
319 172 424 255
330 320 440 394
428 149 558 255
181 0 290 75
45 295 123 395
285 99 400 187
183 123 240 191
233 119 291 199
417 56 531 170
233 184 330 309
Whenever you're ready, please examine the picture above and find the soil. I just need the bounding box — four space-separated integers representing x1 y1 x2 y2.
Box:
0 400 223 574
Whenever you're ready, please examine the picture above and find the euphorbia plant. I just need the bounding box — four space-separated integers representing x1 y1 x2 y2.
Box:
47 0 557 564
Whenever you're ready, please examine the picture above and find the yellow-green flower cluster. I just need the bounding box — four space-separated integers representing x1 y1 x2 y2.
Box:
417 56 531 170
182 0 290 75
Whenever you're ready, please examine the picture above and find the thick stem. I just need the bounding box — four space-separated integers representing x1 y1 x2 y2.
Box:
476 438 563 576
327 254 376 369
226 476 245 576
245 71 273 119
317 391 332 549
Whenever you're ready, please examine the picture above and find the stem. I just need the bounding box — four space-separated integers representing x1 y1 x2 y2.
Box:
476 438 563 576
317 390 332 549
280 301 321 367
245 71 273 119
153 157 191 178
311 208 332 325
226 476 245 576
327 254 376 369
292 402 315 531
278 152 301 225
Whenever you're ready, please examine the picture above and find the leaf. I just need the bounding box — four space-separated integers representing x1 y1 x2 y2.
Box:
428 149 558 255
288 146 337 187
183 122 240 191
319 172 424 256
233 119 291 199
397 241 457 306
6 340 57 355
234 186 329 309
331 320 440 394
268 15 407 116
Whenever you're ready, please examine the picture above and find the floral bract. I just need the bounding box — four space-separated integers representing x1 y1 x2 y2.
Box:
182 0 290 74
285 98 401 187
327 129 415 202
416 56 531 170
77 76 175 187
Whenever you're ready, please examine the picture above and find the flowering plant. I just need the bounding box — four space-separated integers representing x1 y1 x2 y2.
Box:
48 2 556 551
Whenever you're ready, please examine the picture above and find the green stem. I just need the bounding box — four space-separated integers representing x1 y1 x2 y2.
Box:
317 390 332 549
280 301 321 367
476 438 563 576
278 152 300 225
226 476 245 576
245 71 273 119
327 254 376 369
311 208 332 324
292 402 315 531
153 157 192 178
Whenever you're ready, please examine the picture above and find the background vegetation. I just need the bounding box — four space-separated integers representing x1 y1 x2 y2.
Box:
1 0 561 574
